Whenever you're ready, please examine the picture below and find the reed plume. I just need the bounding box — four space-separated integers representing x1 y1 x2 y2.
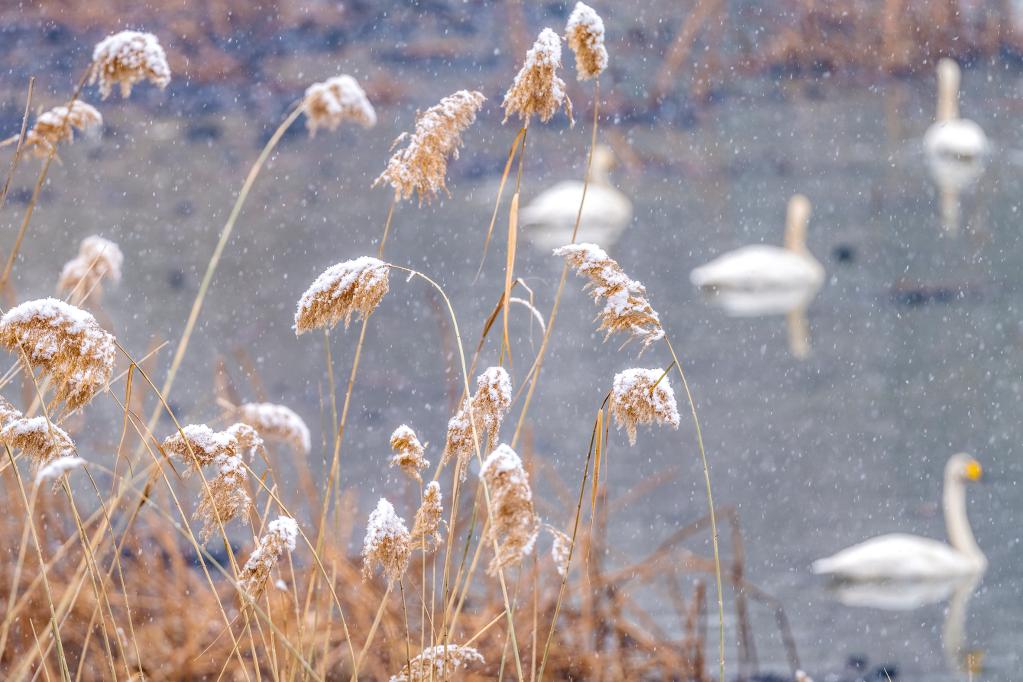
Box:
479 444 539 574
547 525 572 577
294 256 390 335
503 28 573 125
0 298 116 410
161 423 261 473
611 368 680 445
389 644 485 682
90 30 171 99
362 497 411 584
410 480 443 552
441 366 512 480
374 89 486 204
57 235 123 304
35 455 86 486
195 450 251 542
566 2 608 80
0 411 75 467
554 243 664 352
238 516 299 601
389 424 429 482
302 75 376 136
237 402 311 455
23 101 102 158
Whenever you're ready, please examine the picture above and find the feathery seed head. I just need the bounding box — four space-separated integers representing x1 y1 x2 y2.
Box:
611 368 680 445
441 366 513 480
362 497 411 584
24 101 102 159
503 28 573 125
57 235 123 305
0 298 116 410
389 424 429 481
547 525 572 577
374 90 486 204
410 481 444 552
90 31 170 99
196 452 251 543
302 75 376 136
294 256 390 335
162 422 261 475
554 243 664 352
565 3 608 80
239 516 299 601
237 402 311 455
35 455 86 487
479 444 539 574
0 416 75 467
389 644 485 682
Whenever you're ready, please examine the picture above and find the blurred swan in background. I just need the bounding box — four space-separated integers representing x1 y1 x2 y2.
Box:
520 144 632 250
923 59 989 233
690 195 824 358
813 453 987 581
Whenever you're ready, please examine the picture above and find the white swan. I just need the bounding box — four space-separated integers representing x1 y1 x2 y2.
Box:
924 59 989 166
813 453 986 581
520 144 632 250
689 194 825 298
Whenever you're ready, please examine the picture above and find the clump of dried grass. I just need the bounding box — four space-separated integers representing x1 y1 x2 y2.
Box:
195 450 252 542
90 30 171 99
389 644 485 682
23 101 102 158
161 422 260 473
503 28 573 125
547 524 572 577
389 424 429 482
441 366 513 480
362 497 411 584
611 368 680 445
554 242 664 352
410 480 443 552
479 444 539 574
374 90 486 204
238 516 299 601
302 75 376 136
294 256 390 335
236 402 311 455
0 298 116 411
566 2 608 81
57 235 123 305
0 399 75 467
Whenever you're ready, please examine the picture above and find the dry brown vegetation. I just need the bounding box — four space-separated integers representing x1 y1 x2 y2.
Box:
0 10 805 682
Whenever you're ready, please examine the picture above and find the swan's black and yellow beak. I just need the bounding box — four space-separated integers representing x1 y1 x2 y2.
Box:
965 459 983 482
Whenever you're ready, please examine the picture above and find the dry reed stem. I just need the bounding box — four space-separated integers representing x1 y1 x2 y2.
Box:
0 78 34 217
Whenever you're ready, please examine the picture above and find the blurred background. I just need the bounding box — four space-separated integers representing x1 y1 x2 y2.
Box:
2 1 1023 680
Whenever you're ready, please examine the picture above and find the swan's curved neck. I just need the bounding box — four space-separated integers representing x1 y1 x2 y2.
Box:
784 198 811 253
937 63 961 123
587 158 612 185
944 471 983 561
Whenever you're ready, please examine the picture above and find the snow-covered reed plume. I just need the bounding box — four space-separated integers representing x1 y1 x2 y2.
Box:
239 516 299 601
35 455 86 486
237 402 311 455
90 30 171 99
302 75 376 136
294 256 390 335
479 444 539 574
566 3 608 80
554 243 664 352
362 497 411 584
547 525 572 577
611 368 680 445
162 423 262 473
24 101 102 158
0 298 116 410
503 28 572 125
442 366 512 480
389 644 484 682
374 89 486 203
195 450 252 543
0 397 75 467
389 424 429 482
410 481 443 552
57 235 123 304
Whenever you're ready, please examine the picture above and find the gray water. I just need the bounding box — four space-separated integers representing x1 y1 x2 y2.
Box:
2 66 1022 680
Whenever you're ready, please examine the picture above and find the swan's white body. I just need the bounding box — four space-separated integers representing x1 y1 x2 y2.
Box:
813 454 987 582
521 146 632 250
690 195 825 300
827 574 972 611
924 118 989 164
